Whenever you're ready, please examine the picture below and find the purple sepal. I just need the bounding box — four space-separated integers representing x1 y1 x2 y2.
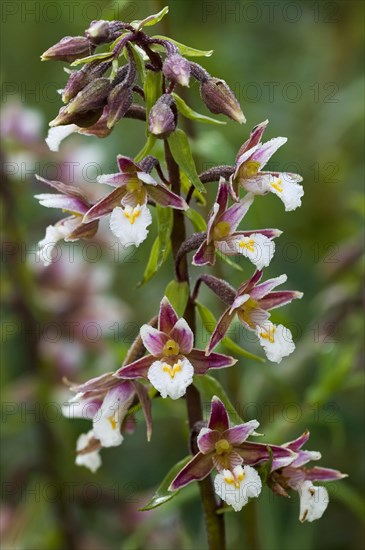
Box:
259 290 303 311
148 182 188 210
169 452 214 491
238 441 296 470
224 420 259 446
219 193 254 232
188 349 236 374
305 466 348 482
208 396 230 432
206 307 235 354
115 355 155 379
192 241 215 266
133 381 152 441
83 186 128 222
158 297 179 333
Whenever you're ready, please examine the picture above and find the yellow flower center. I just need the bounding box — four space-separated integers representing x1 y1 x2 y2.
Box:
124 206 141 225
224 469 245 489
162 361 182 379
260 325 276 343
271 178 283 193
212 221 231 240
215 439 232 455
108 415 118 430
239 160 261 179
163 339 180 356
239 297 259 327
239 238 255 252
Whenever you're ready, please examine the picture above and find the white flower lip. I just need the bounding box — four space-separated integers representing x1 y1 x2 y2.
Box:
257 322 295 363
214 465 262 512
75 431 102 473
299 480 329 522
147 357 194 400
109 204 152 247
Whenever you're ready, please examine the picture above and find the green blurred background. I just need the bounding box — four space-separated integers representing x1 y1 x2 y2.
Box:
1 1 364 548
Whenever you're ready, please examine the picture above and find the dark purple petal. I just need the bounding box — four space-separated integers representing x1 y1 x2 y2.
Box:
192 241 216 266
169 319 194 354
259 290 303 311
83 186 127 222
250 274 287 301
133 381 152 441
117 155 138 173
223 420 259 446
158 297 179 334
147 182 187 210
215 178 229 217
235 119 269 162
208 396 229 432
283 430 310 452
238 441 296 470
140 325 169 356
304 467 348 483
206 307 236 354
115 355 155 379
187 348 236 374
169 452 214 491
219 193 254 232
197 428 221 454
207 203 220 243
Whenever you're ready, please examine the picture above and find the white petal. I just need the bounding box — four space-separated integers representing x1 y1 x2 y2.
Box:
45 125 78 152
93 386 134 448
236 233 275 270
269 174 304 211
241 174 271 195
37 225 64 266
75 431 102 473
137 171 157 185
257 322 295 363
214 465 262 512
147 357 194 400
299 481 329 522
109 204 152 247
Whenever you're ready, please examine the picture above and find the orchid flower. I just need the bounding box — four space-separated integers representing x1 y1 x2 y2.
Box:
192 178 281 268
35 175 99 265
229 120 304 211
82 155 187 247
62 372 152 471
206 271 303 362
169 397 296 511
116 298 236 400
268 431 348 522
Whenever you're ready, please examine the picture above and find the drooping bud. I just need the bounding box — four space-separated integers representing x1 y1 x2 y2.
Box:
85 20 124 45
68 78 111 114
148 94 177 139
41 36 91 63
49 105 104 128
107 84 133 128
62 61 112 103
163 54 191 87
200 77 246 124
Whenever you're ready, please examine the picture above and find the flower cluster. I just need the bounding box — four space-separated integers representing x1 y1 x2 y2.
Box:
37 6 346 531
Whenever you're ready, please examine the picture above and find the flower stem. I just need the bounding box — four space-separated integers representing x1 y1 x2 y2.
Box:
164 140 226 550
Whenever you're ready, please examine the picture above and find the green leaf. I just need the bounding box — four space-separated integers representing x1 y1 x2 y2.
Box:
165 280 189 317
216 250 244 272
71 51 113 66
184 208 207 232
180 171 206 206
144 70 163 135
132 6 169 31
129 43 146 81
167 129 206 194
138 237 171 287
152 36 213 57
172 93 226 125
134 135 156 163
194 374 244 422
157 205 173 266
196 301 264 363
139 455 191 511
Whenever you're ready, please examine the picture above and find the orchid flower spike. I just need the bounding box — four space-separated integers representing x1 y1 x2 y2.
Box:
229 120 304 211
116 298 236 400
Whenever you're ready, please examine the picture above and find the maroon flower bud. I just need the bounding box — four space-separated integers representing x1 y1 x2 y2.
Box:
200 77 246 124
107 84 133 129
50 105 104 128
85 20 124 45
41 36 91 63
148 94 177 139
62 61 112 103
163 54 191 87
66 78 111 115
